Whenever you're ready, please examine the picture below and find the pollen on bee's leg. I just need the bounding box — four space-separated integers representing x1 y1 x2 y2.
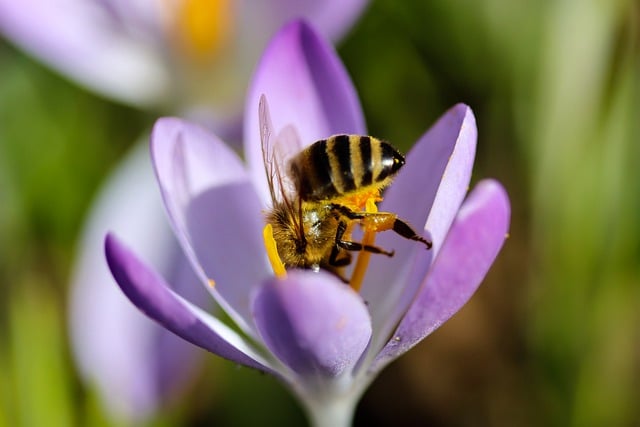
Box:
263 224 287 278
350 198 379 292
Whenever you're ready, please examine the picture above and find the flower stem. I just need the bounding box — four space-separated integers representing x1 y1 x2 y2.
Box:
305 396 357 427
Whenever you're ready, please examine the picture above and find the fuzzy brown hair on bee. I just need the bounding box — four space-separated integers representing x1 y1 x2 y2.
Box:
259 96 431 282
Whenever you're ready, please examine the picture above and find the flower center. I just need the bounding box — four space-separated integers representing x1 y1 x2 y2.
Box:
173 0 234 62
262 196 382 290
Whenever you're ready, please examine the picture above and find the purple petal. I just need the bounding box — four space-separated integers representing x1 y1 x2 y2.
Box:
360 104 477 354
0 0 168 106
252 270 371 378
105 233 276 375
371 180 510 372
150 117 270 336
243 0 369 44
244 19 366 203
69 144 204 421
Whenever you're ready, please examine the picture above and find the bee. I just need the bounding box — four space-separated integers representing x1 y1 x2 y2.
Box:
260 97 431 281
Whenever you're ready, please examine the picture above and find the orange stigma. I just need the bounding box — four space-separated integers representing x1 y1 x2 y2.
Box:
349 197 379 292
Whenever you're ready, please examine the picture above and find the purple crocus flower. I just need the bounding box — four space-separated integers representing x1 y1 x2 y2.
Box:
0 1 369 422
105 20 510 426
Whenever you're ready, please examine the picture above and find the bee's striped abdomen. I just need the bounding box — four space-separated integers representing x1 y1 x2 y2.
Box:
289 134 405 201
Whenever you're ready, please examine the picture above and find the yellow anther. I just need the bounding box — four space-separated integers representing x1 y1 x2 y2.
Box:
350 198 379 292
174 0 234 61
207 279 216 288
263 224 287 278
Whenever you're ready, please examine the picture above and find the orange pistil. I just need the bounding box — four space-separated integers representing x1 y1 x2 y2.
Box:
349 198 379 292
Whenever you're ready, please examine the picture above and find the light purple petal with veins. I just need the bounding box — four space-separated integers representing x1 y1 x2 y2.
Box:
150 118 270 336
0 0 168 106
371 180 510 372
252 270 371 378
360 104 477 354
105 234 276 375
244 20 365 204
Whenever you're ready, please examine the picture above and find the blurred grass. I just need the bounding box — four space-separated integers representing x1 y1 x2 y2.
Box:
8 281 74 427
0 42 149 426
0 0 639 425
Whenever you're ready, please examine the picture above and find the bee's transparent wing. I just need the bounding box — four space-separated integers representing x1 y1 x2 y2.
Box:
272 124 302 198
259 94 302 204
259 95 279 203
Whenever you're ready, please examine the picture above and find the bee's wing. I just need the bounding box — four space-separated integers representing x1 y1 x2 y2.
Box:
272 124 302 198
259 95 278 203
259 95 302 204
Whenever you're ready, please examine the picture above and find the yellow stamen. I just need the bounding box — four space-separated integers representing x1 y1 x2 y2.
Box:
174 0 234 62
350 198 379 292
207 279 216 288
263 224 287 278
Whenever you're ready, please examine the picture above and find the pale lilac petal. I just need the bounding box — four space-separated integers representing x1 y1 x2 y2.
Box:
299 0 369 41
244 20 366 203
0 0 168 106
371 180 511 372
381 104 477 259
243 0 369 44
252 270 371 378
150 118 270 336
360 104 477 354
105 233 276 375
69 143 204 422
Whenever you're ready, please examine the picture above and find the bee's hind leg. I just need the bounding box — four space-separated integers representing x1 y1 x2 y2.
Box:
391 218 432 249
328 203 431 250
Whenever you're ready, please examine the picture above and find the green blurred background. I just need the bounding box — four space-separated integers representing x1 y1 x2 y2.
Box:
1 0 638 425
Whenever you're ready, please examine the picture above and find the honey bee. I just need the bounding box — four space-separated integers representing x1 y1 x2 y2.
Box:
260 96 431 281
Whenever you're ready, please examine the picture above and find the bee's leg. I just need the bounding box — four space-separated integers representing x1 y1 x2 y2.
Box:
333 220 395 257
338 240 395 257
390 218 432 249
328 203 366 220
328 248 352 267
360 211 432 249
328 203 432 249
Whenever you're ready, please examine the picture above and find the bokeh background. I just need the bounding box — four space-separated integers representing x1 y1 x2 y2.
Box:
1 0 639 426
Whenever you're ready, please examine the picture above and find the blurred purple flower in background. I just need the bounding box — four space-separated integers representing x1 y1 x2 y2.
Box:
0 0 369 122
0 1 369 423
105 20 510 426
69 143 208 422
